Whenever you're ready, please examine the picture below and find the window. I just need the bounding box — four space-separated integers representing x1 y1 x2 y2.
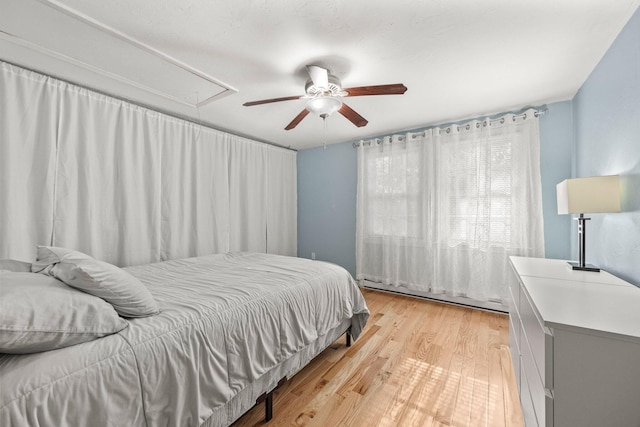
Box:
441 137 513 249
365 143 424 238
356 114 544 304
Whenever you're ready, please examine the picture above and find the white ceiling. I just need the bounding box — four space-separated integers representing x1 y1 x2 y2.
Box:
1 0 639 150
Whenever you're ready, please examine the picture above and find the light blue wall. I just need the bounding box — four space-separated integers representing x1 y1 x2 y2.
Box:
297 103 575 275
572 6 640 286
297 142 357 275
539 101 574 260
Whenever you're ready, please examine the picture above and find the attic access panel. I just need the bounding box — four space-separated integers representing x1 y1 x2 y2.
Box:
0 0 237 107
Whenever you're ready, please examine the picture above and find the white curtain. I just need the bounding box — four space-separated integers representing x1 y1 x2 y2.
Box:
227 139 298 256
228 139 268 253
0 65 57 262
0 61 297 265
52 87 162 266
160 122 230 261
266 147 297 256
356 111 544 303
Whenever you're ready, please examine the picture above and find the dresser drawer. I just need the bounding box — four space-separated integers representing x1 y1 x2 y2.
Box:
520 362 539 427
521 324 553 427
509 313 521 392
519 283 553 388
508 269 520 315
508 285 520 319
509 307 521 355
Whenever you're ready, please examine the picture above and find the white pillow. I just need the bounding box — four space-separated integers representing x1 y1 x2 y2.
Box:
0 271 128 354
32 246 159 318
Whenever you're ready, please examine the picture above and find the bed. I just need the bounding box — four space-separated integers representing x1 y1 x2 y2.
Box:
0 251 370 426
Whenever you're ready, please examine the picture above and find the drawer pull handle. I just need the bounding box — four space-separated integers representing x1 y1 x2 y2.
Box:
544 388 554 399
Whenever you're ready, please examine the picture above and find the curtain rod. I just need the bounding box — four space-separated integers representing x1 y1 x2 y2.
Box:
352 107 548 148
1 59 296 152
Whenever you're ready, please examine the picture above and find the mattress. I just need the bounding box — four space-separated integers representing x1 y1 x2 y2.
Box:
0 252 370 426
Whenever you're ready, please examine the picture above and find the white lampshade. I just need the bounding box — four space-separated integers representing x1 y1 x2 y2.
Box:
306 96 342 118
556 175 621 214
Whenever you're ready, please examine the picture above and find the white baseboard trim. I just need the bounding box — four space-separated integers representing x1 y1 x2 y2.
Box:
361 280 508 313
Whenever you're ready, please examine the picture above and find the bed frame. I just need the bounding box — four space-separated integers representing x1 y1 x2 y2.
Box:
252 329 351 423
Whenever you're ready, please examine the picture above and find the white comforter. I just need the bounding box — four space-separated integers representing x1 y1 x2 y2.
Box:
0 253 369 426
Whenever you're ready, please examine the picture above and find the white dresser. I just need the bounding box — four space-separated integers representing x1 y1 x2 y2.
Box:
508 256 640 427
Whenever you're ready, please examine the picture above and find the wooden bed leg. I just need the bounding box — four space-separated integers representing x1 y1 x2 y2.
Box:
346 332 352 347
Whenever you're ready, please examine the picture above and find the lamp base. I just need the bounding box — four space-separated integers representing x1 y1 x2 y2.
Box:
567 261 600 272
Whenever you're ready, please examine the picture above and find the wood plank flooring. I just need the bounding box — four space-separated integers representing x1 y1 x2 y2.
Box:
233 288 523 427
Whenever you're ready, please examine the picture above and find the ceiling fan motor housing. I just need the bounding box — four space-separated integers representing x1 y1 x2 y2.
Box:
305 74 343 96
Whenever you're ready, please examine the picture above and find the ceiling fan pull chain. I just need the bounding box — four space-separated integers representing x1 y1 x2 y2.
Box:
323 116 327 150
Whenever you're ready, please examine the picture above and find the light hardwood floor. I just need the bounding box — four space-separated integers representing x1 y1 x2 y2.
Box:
233 288 523 427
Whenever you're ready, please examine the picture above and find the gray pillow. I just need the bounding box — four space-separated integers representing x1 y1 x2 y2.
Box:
32 246 159 318
0 271 128 354
0 259 32 272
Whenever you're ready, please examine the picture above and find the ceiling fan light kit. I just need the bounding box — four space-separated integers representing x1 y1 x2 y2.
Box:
243 64 407 130
306 96 343 118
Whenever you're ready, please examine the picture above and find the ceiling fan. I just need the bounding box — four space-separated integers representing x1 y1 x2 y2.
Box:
243 65 407 130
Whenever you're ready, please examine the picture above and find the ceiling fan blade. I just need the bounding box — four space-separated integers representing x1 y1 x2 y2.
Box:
343 84 407 97
243 95 302 107
339 103 368 128
285 109 310 130
307 65 329 90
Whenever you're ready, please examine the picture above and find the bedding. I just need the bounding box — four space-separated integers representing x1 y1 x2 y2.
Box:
0 259 32 272
0 252 369 426
0 271 128 354
32 246 160 318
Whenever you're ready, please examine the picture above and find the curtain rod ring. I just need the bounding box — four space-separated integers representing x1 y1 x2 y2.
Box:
354 108 542 147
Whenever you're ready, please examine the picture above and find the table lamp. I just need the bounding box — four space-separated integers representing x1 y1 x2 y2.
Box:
556 175 620 272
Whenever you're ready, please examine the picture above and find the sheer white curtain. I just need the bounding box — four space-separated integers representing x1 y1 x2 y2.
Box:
0 61 297 265
356 110 544 303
